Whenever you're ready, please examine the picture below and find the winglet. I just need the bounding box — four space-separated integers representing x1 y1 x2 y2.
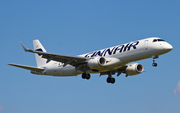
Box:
19 42 33 52
20 42 28 51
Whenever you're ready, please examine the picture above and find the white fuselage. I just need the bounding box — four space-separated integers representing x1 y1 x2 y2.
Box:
37 37 172 76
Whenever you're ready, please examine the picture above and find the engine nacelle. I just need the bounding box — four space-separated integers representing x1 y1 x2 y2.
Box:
125 63 144 76
87 57 106 69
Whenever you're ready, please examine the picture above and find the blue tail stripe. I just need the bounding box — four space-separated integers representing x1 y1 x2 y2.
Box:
35 49 43 56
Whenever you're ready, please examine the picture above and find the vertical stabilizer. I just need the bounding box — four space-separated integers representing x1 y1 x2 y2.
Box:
33 40 47 67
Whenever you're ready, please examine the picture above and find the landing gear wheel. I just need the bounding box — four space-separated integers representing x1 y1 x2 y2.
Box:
82 73 86 79
82 73 91 80
107 77 111 83
86 74 91 80
111 78 115 84
152 63 157 67
106 77 115 84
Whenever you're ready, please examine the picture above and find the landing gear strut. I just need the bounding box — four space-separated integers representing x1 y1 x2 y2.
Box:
152 55 159 67
82 64 91 80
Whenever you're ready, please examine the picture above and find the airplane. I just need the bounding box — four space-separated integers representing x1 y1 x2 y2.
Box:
9 37 173 84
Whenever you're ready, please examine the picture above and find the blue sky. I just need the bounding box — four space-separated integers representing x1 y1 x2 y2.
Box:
1 0 180 113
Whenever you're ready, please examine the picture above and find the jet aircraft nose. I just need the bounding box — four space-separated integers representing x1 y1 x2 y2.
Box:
164 43 173 51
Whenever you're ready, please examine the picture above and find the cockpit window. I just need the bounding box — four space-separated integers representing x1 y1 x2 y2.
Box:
158 39 165 41
153 39 158 42
153 39 165 42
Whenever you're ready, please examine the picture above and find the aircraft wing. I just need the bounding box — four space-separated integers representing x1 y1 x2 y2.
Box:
20 42 89 67
8 64 45 71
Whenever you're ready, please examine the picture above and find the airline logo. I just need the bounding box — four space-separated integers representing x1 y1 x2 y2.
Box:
35 48 43 56
85 41 139 58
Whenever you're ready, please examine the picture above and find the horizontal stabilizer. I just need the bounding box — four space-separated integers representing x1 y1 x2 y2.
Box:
8 64 44 71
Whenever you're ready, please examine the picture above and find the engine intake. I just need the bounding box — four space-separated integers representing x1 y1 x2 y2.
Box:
125 63 144 76
87 57 106 69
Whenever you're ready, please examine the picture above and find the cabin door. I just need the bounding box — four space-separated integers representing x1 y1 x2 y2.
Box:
144 40 148 50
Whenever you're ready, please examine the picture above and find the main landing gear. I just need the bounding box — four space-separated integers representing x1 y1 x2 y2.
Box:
106 72 115 84
152 55 159 67
106 77 115 84
82 73 91 80
81 64 91 80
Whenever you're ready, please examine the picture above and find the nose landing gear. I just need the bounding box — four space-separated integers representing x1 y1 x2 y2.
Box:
152 55 159 67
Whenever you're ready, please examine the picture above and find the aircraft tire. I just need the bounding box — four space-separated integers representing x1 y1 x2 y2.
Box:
107 77 115 84
82 73 87 79
82 73 91 80
111 78 115 84
152 63 157 67
107 77 111 83
86 74 91 80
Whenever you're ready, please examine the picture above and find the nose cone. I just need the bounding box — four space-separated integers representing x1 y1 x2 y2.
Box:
164 43 173 51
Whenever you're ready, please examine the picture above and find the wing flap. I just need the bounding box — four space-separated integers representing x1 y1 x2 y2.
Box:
8 64 44 71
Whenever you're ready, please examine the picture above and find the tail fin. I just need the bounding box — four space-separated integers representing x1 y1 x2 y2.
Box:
33 40 47 67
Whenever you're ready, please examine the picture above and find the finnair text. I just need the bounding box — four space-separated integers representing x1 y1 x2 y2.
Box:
85 41 139 58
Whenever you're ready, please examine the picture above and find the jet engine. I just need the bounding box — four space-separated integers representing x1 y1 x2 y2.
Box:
87 57 106 69
125 63 144 76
